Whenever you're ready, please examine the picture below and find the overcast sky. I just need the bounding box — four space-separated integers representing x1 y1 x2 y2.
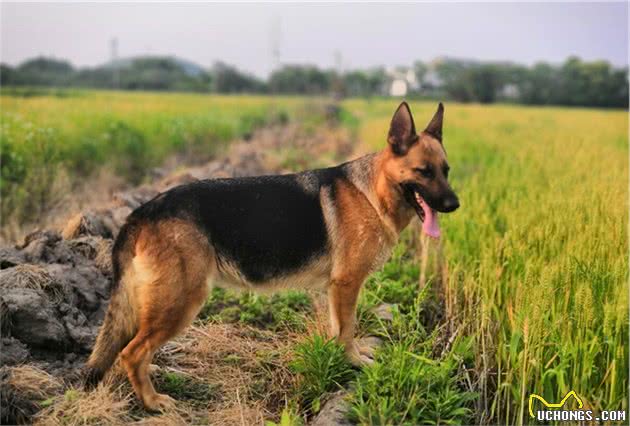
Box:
1 2 627 76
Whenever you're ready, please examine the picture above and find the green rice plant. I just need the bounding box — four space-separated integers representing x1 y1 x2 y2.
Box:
348 99 628 424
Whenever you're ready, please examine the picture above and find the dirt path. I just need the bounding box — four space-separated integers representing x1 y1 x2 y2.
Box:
0 116 357 425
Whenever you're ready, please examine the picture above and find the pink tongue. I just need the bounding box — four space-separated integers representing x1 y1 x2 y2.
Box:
420 199 441 239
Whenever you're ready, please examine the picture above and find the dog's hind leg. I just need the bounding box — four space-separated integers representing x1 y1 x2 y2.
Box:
121 328 175 411
119 220 214 411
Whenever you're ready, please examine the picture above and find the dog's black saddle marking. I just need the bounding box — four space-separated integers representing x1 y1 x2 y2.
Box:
129 166 346 283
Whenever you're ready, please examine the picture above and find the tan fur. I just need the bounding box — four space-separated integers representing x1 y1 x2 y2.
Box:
85 278 137 389
117 219 214 410
326 179 394 364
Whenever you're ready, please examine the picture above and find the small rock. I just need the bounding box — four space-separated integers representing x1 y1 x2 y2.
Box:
20 231 75 265
0 365 64 425
93 239 113 275
0 366 36 425
0 264 67 303
310 391 352 426
371 303 395 321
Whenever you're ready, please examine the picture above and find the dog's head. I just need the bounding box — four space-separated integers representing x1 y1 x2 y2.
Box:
382 102 459 238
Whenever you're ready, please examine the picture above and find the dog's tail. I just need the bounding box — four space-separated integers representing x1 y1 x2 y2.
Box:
84 223 138 389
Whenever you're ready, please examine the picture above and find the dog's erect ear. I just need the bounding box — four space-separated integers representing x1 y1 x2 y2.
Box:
388 102 418 155
424 102 444 142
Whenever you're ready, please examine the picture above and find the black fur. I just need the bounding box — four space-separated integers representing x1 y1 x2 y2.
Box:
123 165 347 283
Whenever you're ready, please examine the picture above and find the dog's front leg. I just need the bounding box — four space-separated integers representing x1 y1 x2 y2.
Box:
328 278 374 366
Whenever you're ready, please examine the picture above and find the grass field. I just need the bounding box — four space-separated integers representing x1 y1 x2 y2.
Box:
0 91 302 238
1 91 627 424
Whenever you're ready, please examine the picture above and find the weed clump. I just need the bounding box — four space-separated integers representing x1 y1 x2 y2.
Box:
349 338 476 425
290 335 354 416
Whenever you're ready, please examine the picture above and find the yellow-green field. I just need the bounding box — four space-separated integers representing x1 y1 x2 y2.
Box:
0 91 302 236
346 99 628 423
1 91 627 424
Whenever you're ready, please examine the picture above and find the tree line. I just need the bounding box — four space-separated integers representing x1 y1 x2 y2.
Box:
1 55 627 108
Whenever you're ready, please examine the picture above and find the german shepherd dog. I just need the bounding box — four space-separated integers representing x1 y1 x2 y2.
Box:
84 102 459 410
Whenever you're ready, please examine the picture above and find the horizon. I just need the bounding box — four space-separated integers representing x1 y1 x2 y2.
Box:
1 2 627 78
4 52 627 75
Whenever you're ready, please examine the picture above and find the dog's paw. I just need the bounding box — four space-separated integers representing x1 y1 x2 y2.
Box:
347 342 375 367
348 351 375 367
357 336 382 358
144 393 176 412
357 344 375 358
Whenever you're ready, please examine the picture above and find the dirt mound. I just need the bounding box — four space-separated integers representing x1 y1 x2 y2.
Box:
0 117 355 424
0 231 114 391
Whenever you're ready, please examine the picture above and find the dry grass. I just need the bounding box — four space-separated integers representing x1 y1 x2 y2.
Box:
133 411 189 425
34 382 133 426
162 323 298 424
0 264 66 302
93 238 114 272
65 236 114 273
7 365 63 397
32 322 299 425
1 365 64 424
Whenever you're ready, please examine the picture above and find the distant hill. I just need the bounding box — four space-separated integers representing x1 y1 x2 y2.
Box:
105 55 207 77
1 55 213 92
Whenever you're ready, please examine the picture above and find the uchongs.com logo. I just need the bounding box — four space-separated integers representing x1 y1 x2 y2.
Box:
529 390 626 423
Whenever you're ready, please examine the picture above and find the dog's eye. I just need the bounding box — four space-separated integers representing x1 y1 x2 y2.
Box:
414 167 434 179
443 166 450 178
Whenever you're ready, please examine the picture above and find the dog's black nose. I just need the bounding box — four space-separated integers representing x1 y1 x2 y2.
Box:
442 196 460 213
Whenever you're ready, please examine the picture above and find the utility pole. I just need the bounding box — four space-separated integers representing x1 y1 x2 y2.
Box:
332 50 344 100
269 17 282 94
270 17 281 71
110 38 120 89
